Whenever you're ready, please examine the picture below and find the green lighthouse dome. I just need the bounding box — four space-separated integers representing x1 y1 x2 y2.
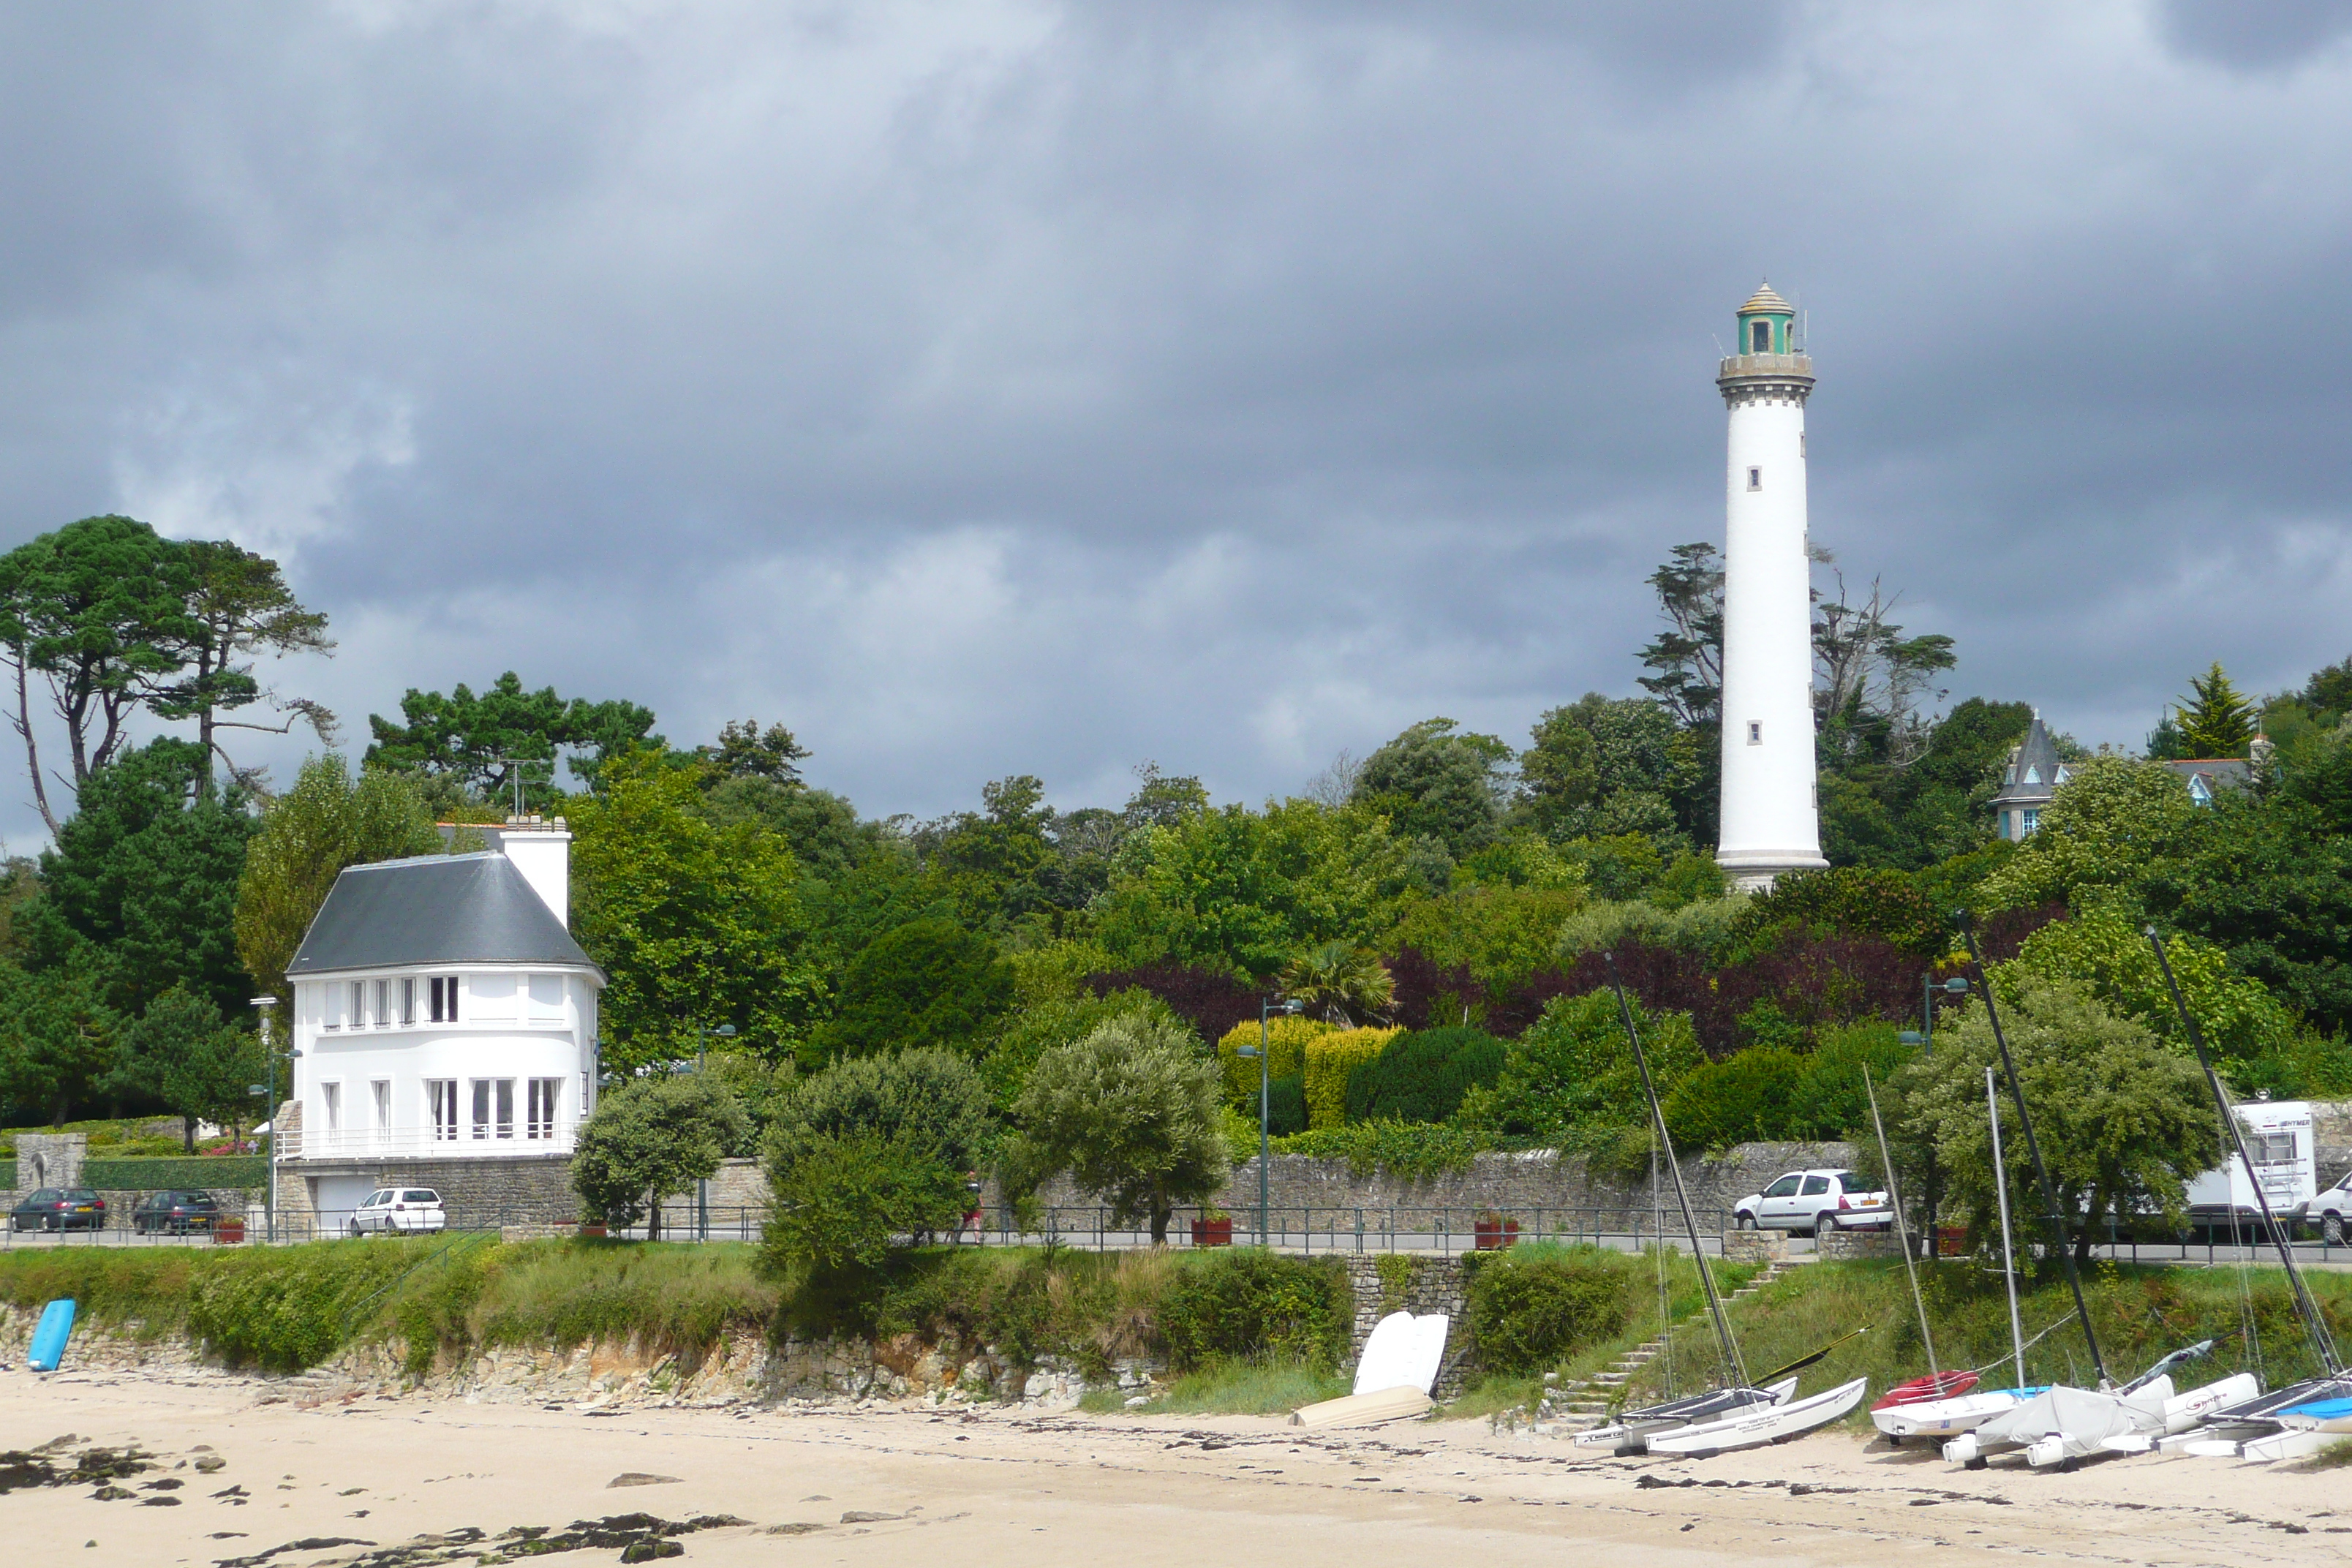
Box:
1735 281 1795 355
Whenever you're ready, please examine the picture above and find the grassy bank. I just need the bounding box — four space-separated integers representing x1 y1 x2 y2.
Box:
1612 1256 2352 1422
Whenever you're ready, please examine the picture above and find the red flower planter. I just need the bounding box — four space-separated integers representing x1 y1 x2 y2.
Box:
1474 1219 1520 1251
213 1219 246 1245
1191 1218 1234 1247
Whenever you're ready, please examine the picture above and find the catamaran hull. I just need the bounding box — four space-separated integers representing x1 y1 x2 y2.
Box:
1572 1376 1798 1452
1872 1387 2043 1440
1644 1378 1872 1458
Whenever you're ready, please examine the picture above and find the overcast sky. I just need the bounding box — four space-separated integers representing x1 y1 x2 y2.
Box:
3 1 2351 843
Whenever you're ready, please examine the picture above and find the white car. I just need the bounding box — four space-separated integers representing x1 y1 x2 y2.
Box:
347 1187 447 1237
2302 1173 2352 1243
1733 1169 1892 1235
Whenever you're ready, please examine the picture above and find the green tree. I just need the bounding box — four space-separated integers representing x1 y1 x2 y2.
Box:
570 1071 751 1237
1663 1048 1806 1149
1897 980 2218 1262
570 751 817 1069
2173 661 2256 759
234 755 445 1015
1976 755 2206 912
762 1047 995 1267
152 539 336 793
2010 906 2297 1080
29 737 258 1019
365 670 659 807
1007 1013 1226 1244
0 966 120 1127
1351 717 1514 861
1458 990 1703 1143
810 917 1012 1064
696 718 810 785
0 515 199 832
1636 543 1724 727
129 984 263 1151
1093 797 1409 977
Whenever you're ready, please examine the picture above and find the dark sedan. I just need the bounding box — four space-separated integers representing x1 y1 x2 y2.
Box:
132 1189 223 1235
9 1188 108 1232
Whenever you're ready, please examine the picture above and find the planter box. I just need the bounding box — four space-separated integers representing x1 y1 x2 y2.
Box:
578 1224 608 1239
1935 1226 1967 1258
1191 1218 1234 1247
1474 1219 1520 1251
213 1218 246 1245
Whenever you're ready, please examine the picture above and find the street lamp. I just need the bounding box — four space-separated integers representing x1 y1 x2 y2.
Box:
696 1025 736 1240
249 996 279 1243
1896 976 1970 1258
1234 995 1303 1246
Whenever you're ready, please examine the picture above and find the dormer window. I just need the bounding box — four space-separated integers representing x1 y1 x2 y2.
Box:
2024 766 2040 785
2054 764 2070 785
1750 319 1772 353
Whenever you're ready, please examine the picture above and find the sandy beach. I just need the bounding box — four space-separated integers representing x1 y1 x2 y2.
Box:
5 1362 2351 1568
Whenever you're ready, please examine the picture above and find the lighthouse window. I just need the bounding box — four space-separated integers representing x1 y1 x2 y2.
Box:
1746 467 1762 491
1750 320 1771 352
1747 721 1763 745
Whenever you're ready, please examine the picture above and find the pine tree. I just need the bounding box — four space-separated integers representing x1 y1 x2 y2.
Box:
2174 662 2255 759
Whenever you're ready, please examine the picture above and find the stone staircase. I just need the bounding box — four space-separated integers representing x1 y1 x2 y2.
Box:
1533 1254 1801 1433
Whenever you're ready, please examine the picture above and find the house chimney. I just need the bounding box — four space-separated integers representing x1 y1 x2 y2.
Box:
497 815 572 927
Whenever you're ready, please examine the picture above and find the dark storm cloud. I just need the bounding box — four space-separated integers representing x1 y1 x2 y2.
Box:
0 1 2348 842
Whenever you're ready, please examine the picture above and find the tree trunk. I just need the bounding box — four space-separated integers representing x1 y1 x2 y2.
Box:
10 646 59 836
647 1188 661 1241
1150 1196 1172 1246
184 1115 198 1154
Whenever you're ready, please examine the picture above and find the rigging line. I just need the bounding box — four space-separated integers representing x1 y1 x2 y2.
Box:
1606 950 1746 1390
1865 1063 1937 1374
1965 1312 2085 1379
1651 1116 1676 1399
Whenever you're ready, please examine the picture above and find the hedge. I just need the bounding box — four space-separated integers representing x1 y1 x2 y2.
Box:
81 1156 269 1193
1463 1247 1632 1373
1215 1016 1333 1105
1344 1026 1507 1124
1301 1026 1399 1130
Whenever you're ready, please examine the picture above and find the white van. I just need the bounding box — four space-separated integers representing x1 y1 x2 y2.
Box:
2182 1100 2315 1229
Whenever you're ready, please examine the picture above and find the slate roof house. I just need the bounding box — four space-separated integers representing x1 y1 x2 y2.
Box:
274 818 604 1233
1991 712 2262 842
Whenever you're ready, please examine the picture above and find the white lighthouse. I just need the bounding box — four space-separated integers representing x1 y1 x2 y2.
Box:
1714 282 1827 891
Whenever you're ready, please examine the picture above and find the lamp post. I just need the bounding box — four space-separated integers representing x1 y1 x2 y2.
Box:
1234 995 1301 1246
1896 976 1971 1257
249 996 279 1243
697 1025 736 1241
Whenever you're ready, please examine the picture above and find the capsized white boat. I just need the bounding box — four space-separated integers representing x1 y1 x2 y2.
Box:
1643 1376 1871 1458
1872 1386 2048 1442
2242 1426 2347 1463
1352 1311 1449 1397
2157 1375 2352 1457
2093 1373 2262 1457
1572 1376 1798 1452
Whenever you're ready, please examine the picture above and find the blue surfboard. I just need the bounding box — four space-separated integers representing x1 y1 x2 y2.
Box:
26 1297 75 1372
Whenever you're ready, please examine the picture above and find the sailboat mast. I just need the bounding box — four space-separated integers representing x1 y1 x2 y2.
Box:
1865 1065 1938 1374
2146 927 2342 1374
1606 952 1747 1387
1988 1067 2028 1388
1961 918 2109 1387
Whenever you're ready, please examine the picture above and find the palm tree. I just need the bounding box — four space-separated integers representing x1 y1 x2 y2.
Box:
1276 941 1395 1026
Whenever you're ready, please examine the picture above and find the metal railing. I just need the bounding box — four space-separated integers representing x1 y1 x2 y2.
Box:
273 1126 578 1159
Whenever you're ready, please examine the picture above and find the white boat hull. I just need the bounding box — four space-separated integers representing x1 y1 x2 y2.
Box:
1645 1377 1872 1458
1573 1376 1798 1450
1872 1388 2041 1440
2242 1427 2345 1463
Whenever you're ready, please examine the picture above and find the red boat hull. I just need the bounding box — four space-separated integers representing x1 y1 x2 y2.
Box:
1869 1370 1979 1411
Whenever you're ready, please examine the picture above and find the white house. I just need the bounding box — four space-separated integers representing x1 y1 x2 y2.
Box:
276 817 604 1230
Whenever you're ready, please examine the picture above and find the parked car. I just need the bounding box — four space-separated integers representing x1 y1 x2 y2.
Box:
10 1188 108 1232
132 1190 224 1235
1733 1169 1892 1235
347 1188 446 1236
2302 1172 2352 1243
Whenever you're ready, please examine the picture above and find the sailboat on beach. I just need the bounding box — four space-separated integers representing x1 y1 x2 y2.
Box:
1572 954 1867 1456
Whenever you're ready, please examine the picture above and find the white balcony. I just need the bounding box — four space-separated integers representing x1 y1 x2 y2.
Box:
277 1123 577 1161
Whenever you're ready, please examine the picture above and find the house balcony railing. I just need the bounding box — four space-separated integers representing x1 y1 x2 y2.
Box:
276 1124 578 1161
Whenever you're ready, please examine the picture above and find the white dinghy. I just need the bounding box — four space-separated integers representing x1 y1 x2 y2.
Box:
1572 1377 1798 1452
1872 1386 2048 1442
1644 1376 1872 1458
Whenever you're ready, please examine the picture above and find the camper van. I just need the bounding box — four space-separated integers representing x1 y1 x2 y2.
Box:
2182 1099 2316 1232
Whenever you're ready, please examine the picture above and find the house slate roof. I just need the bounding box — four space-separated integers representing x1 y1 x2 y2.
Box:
1989 714 2067 810
287 852 598 977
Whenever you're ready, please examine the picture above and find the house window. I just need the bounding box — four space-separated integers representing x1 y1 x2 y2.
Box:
428 1080 459 1142
2024 765 2040 785
322 1082 342 1147
372 1079 391 1145
1747 720 1763 745
1751 319 1771 353
2020 807 2040 837
472 1078 516 1140
401 978 416 1025
1746 466 1762 491
430 976 458 1023
527 973 565 1024
323 984 340 1031
374 979 391 1028
527 1078 562 1140
351 980 366 1026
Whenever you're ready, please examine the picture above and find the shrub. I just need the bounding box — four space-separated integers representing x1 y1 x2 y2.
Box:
1156 1249 1352 1371
1084 961 1262 1046
1662 1048 1806 1150
1264 1075 1308 1137
1466 1248 1631 1374
1729 865 1946 958
1269 1120 1490 1180
1009 1014 1228 1243
572 1074 751 1237
1785 1021 1920 1139
979 986 1183 1107
1344 1026 1506 1123
1459 990 1701 1144
1214 1016 1333 1105
1301 1027 1399 1128
813 917 1015 1062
